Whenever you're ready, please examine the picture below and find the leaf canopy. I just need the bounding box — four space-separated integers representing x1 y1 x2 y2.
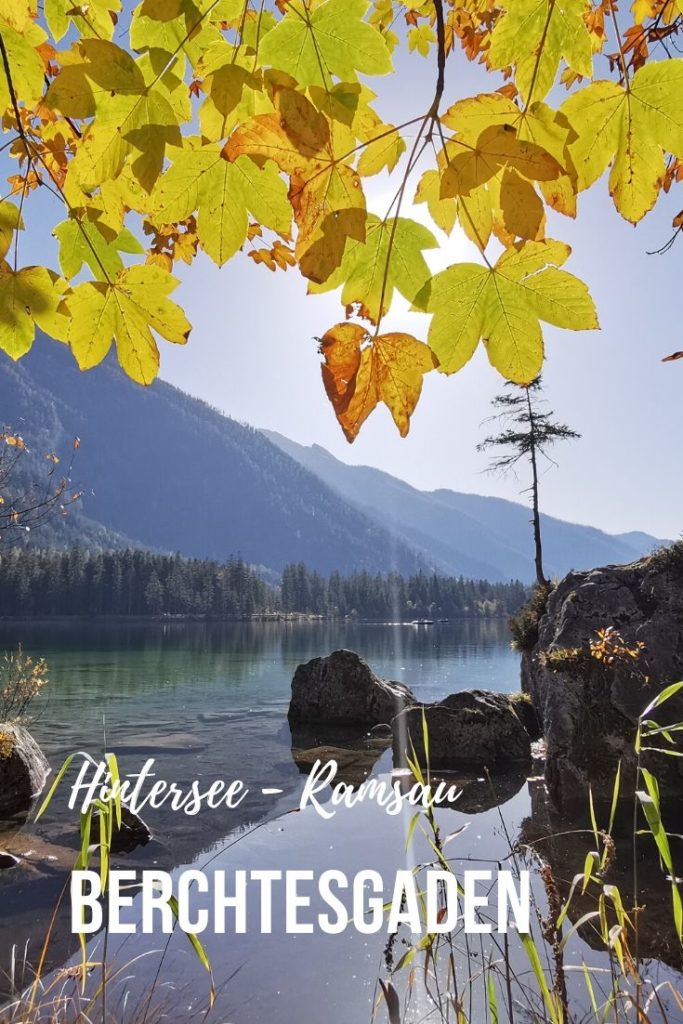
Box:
0 0 679 438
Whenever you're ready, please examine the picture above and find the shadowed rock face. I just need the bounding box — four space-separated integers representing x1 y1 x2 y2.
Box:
0 724 50 817
522 553 683 818
288 650 414 727
392 690 532 772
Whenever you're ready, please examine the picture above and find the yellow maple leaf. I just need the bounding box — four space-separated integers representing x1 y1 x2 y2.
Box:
319 322 436 441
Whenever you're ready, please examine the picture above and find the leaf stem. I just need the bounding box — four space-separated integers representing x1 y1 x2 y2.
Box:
608 0 631 91
372 0 448 336
523 0 556 113
0 32 32 164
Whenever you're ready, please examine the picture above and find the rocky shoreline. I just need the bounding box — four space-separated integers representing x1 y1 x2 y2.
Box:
522 550 683 817
289 548 683 825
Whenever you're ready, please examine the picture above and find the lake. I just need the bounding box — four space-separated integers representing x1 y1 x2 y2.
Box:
1 620 681 1023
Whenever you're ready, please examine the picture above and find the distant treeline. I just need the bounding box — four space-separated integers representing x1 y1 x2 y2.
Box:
280 562 527 619
0 549 528 620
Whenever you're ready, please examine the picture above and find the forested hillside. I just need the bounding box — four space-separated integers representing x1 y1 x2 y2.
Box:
0 548 527 620
0 343 663 584
0 340 425 575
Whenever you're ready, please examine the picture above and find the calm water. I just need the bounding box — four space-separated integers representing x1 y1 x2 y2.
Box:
0 621 680 1023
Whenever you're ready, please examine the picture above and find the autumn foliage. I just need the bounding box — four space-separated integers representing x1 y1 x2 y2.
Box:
0 0 681 438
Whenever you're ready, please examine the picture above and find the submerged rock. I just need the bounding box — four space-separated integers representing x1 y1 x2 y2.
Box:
392 690 532 771
292 743 388 787
523 550 683 817
288 650 415 727
0 830 76 875
92 804 152 854
0 724 50 817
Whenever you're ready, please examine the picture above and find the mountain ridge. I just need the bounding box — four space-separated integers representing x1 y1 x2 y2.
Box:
0 339 665 583
263 432 666 583
0 340 426 575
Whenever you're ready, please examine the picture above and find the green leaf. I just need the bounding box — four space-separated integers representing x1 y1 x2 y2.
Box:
67 280 117 369
106 751 123 829
0 265 69 359
641 681 683 720
199 64 269 143
405 810 421 851
0 201 23 262
487 964 499 1024
394 946 416 972
67 265 190 383
54 218 144 280
167 893 216 1005
310 215 437 324
637 773 682 938
48 42 184 191
45 0 70 42
130 0 223 67
561 60 683 223
35 752 83 822
111 265 191 383
425 239 598 383
259 0 392 87
607 761 621 838
521 932 561 1024
0 22 45 110
638 772 672 871
488 0 592 103
152 145 291 266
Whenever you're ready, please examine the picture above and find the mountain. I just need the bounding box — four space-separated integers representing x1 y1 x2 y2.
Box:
1 341 665 583
264 432 667 583
0 339 426 575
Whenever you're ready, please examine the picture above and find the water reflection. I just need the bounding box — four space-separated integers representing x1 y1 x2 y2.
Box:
0 620 519 995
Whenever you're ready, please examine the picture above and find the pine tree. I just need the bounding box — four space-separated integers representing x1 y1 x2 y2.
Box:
478 377 580 587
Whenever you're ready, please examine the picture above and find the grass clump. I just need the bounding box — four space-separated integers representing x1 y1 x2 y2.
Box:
539 644 589 673
649 539 683 578
509 581 554 651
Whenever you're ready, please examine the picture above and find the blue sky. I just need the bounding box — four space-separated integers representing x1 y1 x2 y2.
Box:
7 39 682 539
161 48 682 540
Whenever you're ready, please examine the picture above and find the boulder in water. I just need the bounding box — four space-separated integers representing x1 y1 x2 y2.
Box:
288 650 415 727
392 690 532 771
0 724 50 817
93 804 152 854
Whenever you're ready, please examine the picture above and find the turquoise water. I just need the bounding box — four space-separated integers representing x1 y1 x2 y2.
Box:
1 621 680 1023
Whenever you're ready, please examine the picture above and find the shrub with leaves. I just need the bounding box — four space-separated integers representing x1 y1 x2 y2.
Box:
0 644 48 723
0 430 81 542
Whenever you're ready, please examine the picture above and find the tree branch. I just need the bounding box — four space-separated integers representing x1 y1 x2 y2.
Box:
0 32 32 162
427 0 446 121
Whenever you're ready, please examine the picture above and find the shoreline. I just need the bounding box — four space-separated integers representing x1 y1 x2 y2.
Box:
0 613 511 625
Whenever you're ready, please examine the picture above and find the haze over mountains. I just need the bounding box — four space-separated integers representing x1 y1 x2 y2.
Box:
266 433 666 582
0 339 665 582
